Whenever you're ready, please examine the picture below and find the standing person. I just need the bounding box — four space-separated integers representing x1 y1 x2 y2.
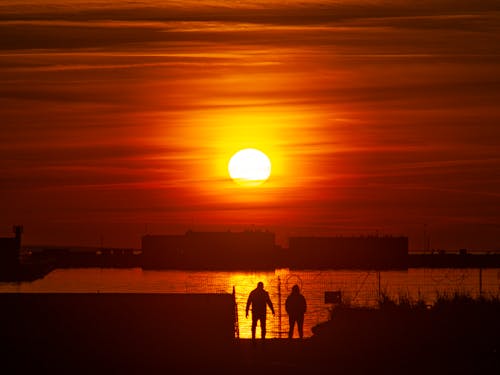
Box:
285 284 307 339
246 281 275 340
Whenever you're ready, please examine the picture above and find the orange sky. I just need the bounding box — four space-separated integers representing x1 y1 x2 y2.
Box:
1 1 500 250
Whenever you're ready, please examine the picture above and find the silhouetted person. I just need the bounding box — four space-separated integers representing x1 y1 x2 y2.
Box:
246 281 275 340
285 284 307 339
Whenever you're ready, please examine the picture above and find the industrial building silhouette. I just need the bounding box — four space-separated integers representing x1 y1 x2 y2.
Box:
0 225 55 281
288 236 408 269
142 230 408 270
143 230 277 269
0 226 23 274
1 226 410 271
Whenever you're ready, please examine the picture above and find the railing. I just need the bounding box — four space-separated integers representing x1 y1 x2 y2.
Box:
232 286 240 338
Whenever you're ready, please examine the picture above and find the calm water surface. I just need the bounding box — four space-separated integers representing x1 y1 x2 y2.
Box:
1 268 499 338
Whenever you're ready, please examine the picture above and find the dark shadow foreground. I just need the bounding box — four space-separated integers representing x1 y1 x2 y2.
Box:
309 300 500 375
0 293 237 374
1 293 499 374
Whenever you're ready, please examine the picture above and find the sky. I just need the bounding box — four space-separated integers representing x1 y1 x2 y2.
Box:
1 1 499 250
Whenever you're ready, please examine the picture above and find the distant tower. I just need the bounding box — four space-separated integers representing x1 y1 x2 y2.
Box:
13 225 23 248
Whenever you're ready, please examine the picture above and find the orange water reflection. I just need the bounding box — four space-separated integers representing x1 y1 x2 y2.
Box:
1 268 499 338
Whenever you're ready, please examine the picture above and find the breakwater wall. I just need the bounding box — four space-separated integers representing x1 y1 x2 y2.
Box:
0 293 236 373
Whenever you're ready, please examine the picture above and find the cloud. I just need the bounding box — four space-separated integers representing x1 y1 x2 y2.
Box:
1 0 500 249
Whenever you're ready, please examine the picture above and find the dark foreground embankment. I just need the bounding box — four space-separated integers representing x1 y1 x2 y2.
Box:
238 296 500 374
310 299 500 374
0 293 237 374
1 293 499 374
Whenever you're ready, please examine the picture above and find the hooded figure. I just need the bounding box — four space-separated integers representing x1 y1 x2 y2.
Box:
246 281 275 340
285 284 307 338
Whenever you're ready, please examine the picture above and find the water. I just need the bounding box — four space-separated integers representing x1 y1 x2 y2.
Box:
1 268 499 338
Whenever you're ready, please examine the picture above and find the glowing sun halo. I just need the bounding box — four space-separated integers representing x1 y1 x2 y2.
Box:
228 148 271 186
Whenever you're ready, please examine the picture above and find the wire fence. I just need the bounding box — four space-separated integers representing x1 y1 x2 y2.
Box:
1 267 499 338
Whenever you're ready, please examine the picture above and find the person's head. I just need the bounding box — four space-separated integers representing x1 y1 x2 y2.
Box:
257 281 264 289
292 284 300 294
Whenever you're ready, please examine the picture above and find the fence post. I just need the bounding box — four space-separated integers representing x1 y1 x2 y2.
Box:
278 276 282 338
378 271 381 299
232 286 239 338
479 268 483 298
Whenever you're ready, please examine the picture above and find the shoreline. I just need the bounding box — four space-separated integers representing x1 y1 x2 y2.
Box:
19 250 500 272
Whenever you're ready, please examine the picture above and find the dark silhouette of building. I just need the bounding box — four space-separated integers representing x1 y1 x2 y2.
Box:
142 231 409 270
0 225 55 281
0 225 22 271
142 230 277 270
288 235 408 269
286 284 307 339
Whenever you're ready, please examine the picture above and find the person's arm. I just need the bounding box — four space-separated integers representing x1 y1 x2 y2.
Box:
266 292 275 315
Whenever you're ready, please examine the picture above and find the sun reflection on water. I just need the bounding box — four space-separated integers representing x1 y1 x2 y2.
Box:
1 268 498 338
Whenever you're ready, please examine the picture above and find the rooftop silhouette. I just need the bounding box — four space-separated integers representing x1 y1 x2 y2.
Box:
142 230 408 270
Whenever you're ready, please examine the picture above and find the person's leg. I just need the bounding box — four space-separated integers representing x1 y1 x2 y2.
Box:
260 315 266 339
297 315 304 339
251 315 258 340
288 315 295 339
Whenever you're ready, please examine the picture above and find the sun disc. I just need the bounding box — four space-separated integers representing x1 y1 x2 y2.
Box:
228 148 271 186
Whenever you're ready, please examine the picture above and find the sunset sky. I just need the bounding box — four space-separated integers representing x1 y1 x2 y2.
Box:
1 1 499 251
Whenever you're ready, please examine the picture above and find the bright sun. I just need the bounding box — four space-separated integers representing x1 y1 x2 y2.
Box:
228 148 271 186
